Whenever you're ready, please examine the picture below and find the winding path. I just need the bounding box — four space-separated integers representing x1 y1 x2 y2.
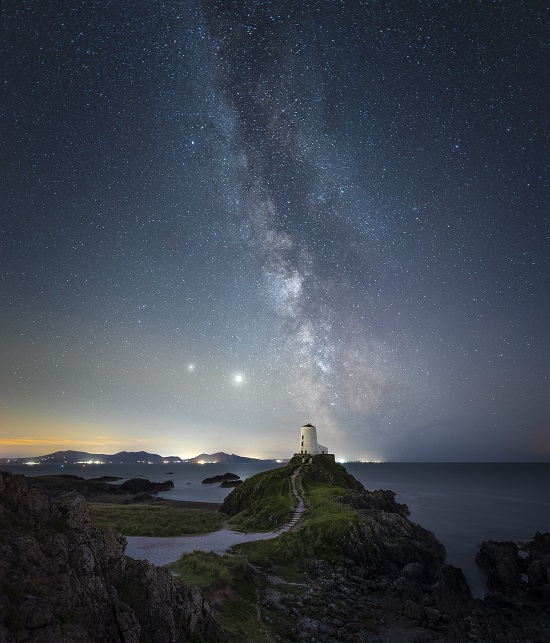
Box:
124 467 305 566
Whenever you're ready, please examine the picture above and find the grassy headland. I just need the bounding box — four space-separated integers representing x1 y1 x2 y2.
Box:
169 457 372 641
229 457 362 577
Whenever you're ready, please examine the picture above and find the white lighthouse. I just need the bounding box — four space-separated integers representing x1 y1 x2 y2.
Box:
299 423 328 456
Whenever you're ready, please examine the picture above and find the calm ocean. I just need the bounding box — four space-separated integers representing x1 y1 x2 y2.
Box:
3 461 549 597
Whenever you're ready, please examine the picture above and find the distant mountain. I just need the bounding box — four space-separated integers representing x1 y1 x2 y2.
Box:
0 450 283 465
0 450 184 465
181 452 262 463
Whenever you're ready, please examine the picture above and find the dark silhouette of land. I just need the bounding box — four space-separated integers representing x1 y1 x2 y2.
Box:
0 450 280 465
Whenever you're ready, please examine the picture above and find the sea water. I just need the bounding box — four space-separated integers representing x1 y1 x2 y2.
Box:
3 461 549 597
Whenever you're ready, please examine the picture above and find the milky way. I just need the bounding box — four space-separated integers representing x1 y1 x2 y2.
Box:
1 1 549 460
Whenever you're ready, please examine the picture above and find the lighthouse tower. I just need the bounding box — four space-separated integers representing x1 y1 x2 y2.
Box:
299 423 328 456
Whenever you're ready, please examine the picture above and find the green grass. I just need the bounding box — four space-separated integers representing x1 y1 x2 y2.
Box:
89 503 223 536
231 461 359 579
234 487 356 578
169 553 268 642
223 465 297 532
167 460 365 642
169 552 254 594
169 552 292 643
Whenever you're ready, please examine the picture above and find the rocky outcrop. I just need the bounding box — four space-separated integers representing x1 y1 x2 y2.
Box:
477 532 550 603
434 564 473 616
0 470 226 642
219 465 296 529
202 473 240 484
118 478 174 494
476 540 524 596
289 454 365 491
221 459 550 643
341 487 410 517
27 474 173 498
343 510 446 582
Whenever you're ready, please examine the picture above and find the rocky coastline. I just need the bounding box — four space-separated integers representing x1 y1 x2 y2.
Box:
217 456 550 642
0 470 225 642
23 473 175 498
1 459 549 642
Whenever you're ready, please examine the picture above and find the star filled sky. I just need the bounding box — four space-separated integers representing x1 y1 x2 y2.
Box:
1 1 549 461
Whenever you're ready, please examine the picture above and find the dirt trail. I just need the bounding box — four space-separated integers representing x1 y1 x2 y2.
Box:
125 467 304 566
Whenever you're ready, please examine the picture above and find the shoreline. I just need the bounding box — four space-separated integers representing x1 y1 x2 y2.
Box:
124 467 306 566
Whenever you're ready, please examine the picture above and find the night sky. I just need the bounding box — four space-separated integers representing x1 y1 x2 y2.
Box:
1 1 549 461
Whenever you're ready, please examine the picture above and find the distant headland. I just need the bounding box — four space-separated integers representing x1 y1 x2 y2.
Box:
0 450 285 466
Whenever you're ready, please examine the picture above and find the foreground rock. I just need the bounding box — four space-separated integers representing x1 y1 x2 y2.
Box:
0 470 226 642
477 531 550 598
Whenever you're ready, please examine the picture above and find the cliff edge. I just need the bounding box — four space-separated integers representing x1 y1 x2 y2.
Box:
0 470 226 643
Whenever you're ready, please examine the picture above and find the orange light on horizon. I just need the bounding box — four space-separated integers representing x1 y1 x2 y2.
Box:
0 410 156 457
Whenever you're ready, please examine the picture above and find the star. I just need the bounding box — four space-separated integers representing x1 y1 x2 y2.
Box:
0 0 547 462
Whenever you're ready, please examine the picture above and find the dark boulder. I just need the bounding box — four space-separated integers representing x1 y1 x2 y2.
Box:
476 540 523 596
341 488 410 517
202 472 240 484
525 531 550 556
434 564 473 616
118 478 174 493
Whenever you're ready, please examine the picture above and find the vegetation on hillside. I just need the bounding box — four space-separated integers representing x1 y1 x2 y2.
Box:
232 458 359 579
220 464 297 532
168 458 366 641
89 503 223 536
169 551 300 643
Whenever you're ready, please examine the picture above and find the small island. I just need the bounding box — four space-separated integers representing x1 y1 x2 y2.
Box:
201 472 241 484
